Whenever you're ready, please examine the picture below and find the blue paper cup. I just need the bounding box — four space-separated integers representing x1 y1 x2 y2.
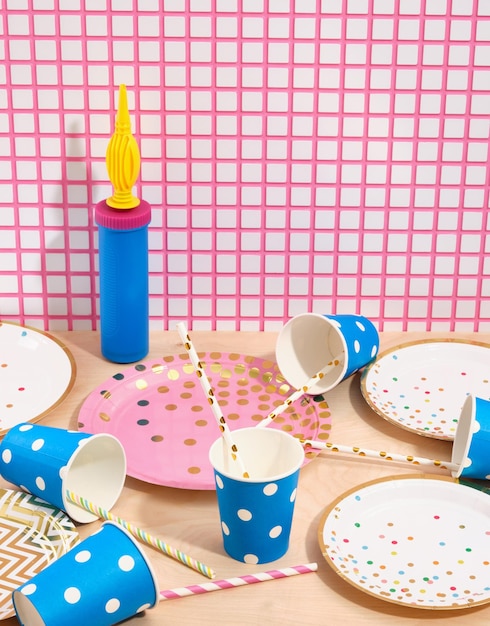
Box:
275 313 379 394
12 521 159 626
209 427 305 564
0 423 126 523
451 395 490 479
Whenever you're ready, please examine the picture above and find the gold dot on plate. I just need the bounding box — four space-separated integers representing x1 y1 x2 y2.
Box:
183 364 194 374
99 413 111 422
184 438 197 446
210 363 222 374
163 356 175 363
167 369 180 381
234 364 246 375
157 385 170 394
195 419 208 427
262 372 273 383
221 368 232 379
183 381 196 389
249 367 260 379
191 405 204 413
227 413 240 420
151 364 165 374
237 377 249 387
180 392 192 399
151 435 164 442
237 399 249 406
229 353 241 361
135 379 148 390
165 404 178 411
188 466 201 474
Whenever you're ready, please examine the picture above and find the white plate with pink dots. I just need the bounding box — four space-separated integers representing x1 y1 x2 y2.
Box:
360 339 490 441
0 322 76 437
77 352 332 490
318 474 490 610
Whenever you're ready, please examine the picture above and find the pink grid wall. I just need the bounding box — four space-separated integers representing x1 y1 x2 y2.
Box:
0 0 489 332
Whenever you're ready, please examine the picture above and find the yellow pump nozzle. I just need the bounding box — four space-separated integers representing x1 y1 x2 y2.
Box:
105 84 141 210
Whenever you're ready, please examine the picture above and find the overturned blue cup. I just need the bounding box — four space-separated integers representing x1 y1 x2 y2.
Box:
0 423 126 523
13 521 159 626
451 395 490 480
275 313 379 394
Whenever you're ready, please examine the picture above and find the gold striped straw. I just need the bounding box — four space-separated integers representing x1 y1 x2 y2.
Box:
301 440 458 472
65 490 216 580
176 322 250 479
257 355 342 428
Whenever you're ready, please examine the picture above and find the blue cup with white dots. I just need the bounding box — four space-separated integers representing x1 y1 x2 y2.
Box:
275 313 379 394
209 427 305 564
451 395 490 479
12 521 159 626
0 423 126 523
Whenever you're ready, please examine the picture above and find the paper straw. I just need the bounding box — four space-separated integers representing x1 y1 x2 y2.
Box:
159 562 318 600
302 439 458 472
65 490 216 580
257 356 342 429
176 322 250 479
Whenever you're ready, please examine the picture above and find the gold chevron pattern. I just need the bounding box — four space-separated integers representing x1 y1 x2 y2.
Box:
0 489 80 620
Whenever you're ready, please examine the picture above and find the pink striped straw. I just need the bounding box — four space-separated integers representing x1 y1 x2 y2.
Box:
159 563 318 600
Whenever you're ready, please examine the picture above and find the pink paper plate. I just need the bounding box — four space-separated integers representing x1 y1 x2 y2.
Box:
77 352 332 490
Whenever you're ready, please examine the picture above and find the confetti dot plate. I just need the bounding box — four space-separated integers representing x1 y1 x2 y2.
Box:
318 474 490 610
77 352 332 490
0 322 76 437
0 488 80 620
360 339 490 441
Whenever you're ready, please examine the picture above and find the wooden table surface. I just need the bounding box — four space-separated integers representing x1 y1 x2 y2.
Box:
2 329 490 626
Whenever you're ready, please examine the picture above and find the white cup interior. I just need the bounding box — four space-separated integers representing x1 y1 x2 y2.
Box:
62 434 127 523
12 594 42 626
209 427 305 482
275 313 347 394
450 395 474 478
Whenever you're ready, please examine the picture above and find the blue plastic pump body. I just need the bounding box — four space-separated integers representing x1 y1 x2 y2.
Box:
95 199 151 363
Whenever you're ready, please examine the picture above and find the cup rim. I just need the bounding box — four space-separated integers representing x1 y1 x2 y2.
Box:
208 426 305 484
451 394 474 478
61 433 127 523
275 312 349 394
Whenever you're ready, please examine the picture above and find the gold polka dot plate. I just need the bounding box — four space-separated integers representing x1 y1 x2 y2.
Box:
0 322 76 437
360 339 490 440
77 352 332 489
318 474 490 610
0 488 80 620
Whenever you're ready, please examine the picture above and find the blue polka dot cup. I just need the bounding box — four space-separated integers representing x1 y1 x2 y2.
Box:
209 427 304 564
275 313 379 394
451 395 490 479
12 521 159 626
0 423 126 523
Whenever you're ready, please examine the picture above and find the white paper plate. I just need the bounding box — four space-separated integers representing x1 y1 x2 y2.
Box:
360 339 490 440
318 474 490 610
0 322 76 436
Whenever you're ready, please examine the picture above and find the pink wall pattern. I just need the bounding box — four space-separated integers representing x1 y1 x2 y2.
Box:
0 0 489 332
